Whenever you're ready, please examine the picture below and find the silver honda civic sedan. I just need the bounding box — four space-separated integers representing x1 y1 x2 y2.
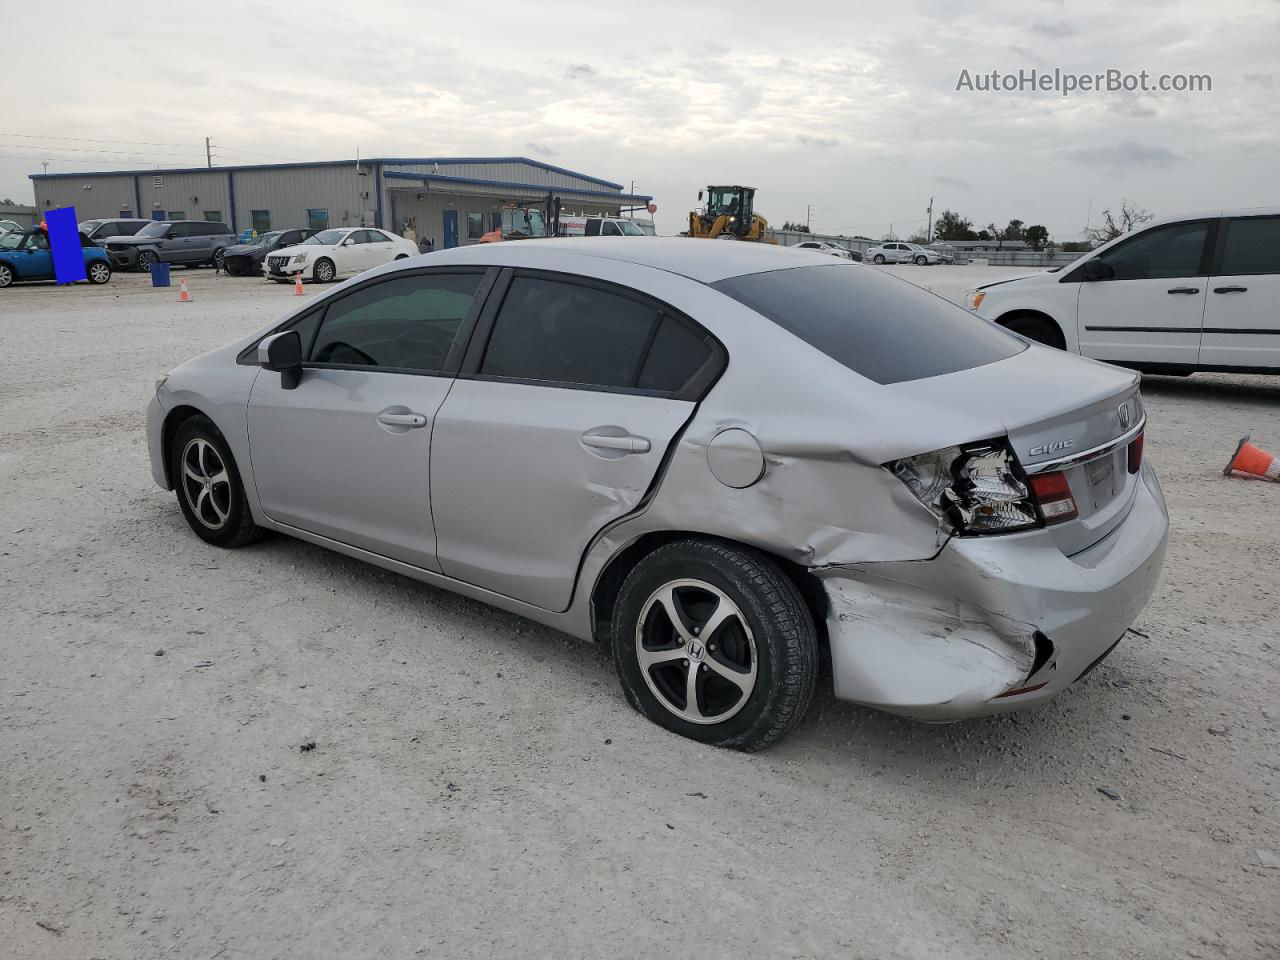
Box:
147 238 1169 750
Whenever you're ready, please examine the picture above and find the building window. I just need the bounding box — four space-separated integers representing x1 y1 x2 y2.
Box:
307 208 329 231
466 212 484 240
168 210 186 221
119 209 132 218
203 210 222 223
251 210 271 234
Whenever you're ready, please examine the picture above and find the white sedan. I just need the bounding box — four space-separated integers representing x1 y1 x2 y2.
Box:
793 239 858 261
262 227 418 283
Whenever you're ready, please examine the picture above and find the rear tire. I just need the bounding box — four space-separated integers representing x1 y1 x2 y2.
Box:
611 539 818 751
914 255 928 265
1001 313 1066 350
211 248 226 271
87 261 112 284
170 414 264 548
0 263 14 287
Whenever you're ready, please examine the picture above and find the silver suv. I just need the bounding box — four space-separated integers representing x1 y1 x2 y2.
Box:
105 219 236 272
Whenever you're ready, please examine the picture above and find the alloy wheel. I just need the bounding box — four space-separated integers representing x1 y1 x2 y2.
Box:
89 262 110 283
635 579 757 725
138 251 155 271
180 437 232 530
0 264 12 287
315 260 334 282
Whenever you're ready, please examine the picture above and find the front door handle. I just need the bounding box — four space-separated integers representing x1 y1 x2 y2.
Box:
1167 286 1200 294
376 411 427 428
581 433 651 454
1213 285 1248 294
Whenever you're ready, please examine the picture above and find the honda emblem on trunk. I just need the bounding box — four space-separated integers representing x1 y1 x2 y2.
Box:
1118 401 1132 429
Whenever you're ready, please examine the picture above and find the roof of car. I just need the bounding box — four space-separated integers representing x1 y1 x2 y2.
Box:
424 237 839 283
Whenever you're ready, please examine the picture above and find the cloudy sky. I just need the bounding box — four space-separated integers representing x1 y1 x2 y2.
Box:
3 0 1277 239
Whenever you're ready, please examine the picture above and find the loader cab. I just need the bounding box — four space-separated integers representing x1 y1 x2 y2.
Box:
705 186 756 238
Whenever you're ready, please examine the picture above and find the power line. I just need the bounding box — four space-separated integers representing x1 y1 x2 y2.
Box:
213 143 300 162
0 131 200 149
0 143 210 159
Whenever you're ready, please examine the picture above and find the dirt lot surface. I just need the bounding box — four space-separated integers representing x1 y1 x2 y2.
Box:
2 265 1277 959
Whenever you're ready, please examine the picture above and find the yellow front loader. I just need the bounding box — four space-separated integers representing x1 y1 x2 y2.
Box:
687 185 773 242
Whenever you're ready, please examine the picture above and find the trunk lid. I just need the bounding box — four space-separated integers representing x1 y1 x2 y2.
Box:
885 344 1143 555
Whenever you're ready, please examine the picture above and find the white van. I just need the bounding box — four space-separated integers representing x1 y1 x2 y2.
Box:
557 215 648 237
967 207 1280 374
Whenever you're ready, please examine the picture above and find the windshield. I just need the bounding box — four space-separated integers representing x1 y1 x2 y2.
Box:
713 265 1024 385
618 221 645 236
249 231 285 247
304 229 346 246
707 188 741 218
501 208 547 238
135 221 170 238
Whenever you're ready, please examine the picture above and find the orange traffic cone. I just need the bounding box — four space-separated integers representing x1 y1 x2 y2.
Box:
178 277 191 303
293 273 305 296
1224 436 1280 482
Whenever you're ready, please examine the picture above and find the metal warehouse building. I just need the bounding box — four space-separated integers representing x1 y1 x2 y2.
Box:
30 157 652 248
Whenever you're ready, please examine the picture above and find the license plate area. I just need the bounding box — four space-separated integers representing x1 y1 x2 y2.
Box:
1084 452 1117 507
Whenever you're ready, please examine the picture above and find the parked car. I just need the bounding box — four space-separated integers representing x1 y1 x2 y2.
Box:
262 227 418 283
557 215 649 237
0 229 112 287
0 219 24 236
793 239 856 261
929 244 957 264
966 206 1280 373
866 242 940 265
105 220 236 272
148 239 1168 750
78 218 151 247
221 229 316 276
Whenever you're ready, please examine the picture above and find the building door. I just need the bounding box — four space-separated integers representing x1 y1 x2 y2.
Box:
443 210 459 249
152 210 166 221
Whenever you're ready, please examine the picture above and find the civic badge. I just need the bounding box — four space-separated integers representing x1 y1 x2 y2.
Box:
1118 401 1132 430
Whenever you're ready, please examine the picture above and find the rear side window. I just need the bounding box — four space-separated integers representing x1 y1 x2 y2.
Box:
713 265 1024 385
1217 217 1280 276
585 219 602 236
480 277 657 389
309 273 483 372
637 317 712 392
119 222 144 236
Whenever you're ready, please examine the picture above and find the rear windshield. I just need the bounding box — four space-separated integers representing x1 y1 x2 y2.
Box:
712 264 1024 384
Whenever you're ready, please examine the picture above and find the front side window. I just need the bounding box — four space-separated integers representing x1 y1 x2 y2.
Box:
307 208 329 231
1095 220 1210 280
585 219 602 236
481 277 662 390
713 264 1024 385
251 210 271 234
618 221 645 236
1217 216 1280 277
466 212 485 240
602 221 623 236
309 273 484 372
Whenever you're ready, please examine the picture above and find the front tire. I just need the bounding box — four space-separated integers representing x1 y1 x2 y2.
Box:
873 254 885 264
170 415 264 548
0 263 13 287
313 258 336 282
87 261 112 284
914 255 928 265
1001 313 1066 350
611 539 818 751
136 250 156 273
212 248 226 271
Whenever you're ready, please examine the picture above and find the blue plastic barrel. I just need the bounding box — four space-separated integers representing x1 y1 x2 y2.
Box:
150 261 171 287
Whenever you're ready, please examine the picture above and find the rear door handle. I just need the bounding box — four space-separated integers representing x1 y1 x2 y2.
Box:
1166 286 1200 294
1213 285 1248 294
581 433 651 454
376 412 427 428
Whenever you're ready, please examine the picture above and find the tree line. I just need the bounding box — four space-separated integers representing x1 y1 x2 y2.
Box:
924 200 1152 253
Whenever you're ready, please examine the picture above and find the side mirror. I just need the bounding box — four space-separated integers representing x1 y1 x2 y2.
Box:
258 330 303 389
342 237 356 246
1081 258 1113 281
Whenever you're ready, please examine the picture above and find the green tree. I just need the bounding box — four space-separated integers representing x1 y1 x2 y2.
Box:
1024 224 1050 251
1002 219 1025 243
933 210 976 241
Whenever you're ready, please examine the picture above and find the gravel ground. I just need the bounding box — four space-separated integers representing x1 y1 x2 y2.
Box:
1 265 1277 959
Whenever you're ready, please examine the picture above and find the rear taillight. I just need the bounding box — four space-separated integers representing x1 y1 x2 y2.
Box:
1028 470 1079 524
1127 431 1144 474
891 441 1040 535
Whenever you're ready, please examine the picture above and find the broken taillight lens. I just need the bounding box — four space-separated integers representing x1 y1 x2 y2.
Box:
1127 431 1144 474
892 441 1040 535
1028 470 1079 524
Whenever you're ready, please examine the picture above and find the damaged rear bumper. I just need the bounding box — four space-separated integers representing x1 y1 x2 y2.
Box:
818 461 1169 721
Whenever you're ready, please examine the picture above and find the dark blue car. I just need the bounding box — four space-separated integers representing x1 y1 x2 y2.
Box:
0 229 113 288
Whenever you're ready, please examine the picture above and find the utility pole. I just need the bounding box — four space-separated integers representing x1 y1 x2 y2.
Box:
41 160 49 175
205 137 213 168
806 203 812 232
926 196 934 242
